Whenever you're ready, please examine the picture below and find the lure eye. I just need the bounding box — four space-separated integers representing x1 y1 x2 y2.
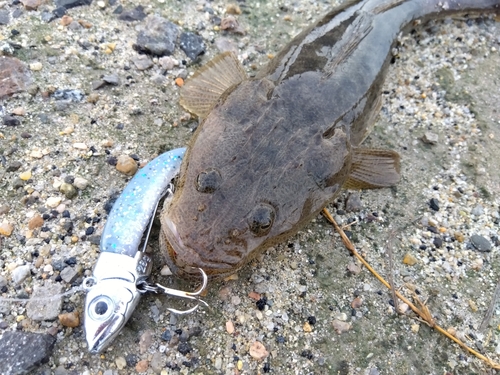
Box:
95 301 108 315
196 169 222 193
88 295 114 321
248 203 275 236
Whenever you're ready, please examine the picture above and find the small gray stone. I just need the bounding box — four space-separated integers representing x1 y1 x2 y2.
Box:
0 276 7 288
118 5 146 21
135 16 179 56
6 161 22 172
11 265 31 284
3 115 20 126
421 131 439 145
345 192 362 212
471 204 484 216
150 352 166 374
12 178 25 189
41 10 56 22
54 0 92 10
92 80 106 90
26 283 63 321
470 234 492 252
53 89 84 101
0 331 56 375
132 55 153 71
179 32 206 60
0 10 10 25
102 74 120 85
60 266 79 283
67 20 82 30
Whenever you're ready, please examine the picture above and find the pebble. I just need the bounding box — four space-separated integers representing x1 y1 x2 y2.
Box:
19 170 32 180
116 155 138 175
150 352 166 374
26 284 63 320
0 56 32 99
226 320 235 334
214 357 222 370
53 89 84 102
403 252 417 266
6 161 21 172
115 357 127 370
135 360 148 373
429 198 440 211
73 177 89 190
3 115 21 126
58 311 79 327
421 131 439 145
345 192 362 212
59 183 77 199
347 262 361 275
0 222 14 236
20 0 43 10
60 266 79 283
54 0 92 10
470 235 491 252
249 341 269 360
179 32 206 60
303 322 313 332
0 332 56 375
72 142 87 150
471 204 484 216
132 55 154 71
46 197 62 208
29 62 43 71
139 330 153 353
60 15 73 26
135 16 179 56
226 3 242 15
332 320 351 334
159 56 176 70
102 74 120 85
11 107 26 116
118 5 146 22
11 264 30 284
0 10 10 25
351 297 363 309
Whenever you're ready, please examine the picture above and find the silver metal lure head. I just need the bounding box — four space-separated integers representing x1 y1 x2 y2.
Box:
83 251 209 353
83 251 151 354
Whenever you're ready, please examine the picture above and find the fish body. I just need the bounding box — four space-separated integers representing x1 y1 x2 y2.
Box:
84 148 185 353
160 0 500 279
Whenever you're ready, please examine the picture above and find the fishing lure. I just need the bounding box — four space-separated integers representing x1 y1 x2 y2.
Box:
83 148 207 353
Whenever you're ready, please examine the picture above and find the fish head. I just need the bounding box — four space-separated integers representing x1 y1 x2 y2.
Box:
160 79 352 280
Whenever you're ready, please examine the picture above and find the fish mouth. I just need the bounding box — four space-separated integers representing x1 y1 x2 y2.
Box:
160 216 243 280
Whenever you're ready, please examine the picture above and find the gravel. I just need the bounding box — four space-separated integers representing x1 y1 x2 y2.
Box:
0 0 499 374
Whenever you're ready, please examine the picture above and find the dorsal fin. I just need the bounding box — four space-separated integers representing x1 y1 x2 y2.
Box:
344 148 401 189
180 52 247 118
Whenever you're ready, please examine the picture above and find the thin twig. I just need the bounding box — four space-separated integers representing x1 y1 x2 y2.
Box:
386 230 398 314
322 208 500 370
479 278 500 332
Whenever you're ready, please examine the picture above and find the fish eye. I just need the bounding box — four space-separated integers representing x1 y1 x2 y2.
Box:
248 203 275 236
196 168 222 193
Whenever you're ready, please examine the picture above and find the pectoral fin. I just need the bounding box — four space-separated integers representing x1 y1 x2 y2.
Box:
344 148 400 189
180 52 247 118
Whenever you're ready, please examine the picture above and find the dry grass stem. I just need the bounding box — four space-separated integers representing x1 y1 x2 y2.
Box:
322 208 500 370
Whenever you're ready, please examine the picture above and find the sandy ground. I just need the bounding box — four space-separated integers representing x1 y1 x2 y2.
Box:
0 0 500 374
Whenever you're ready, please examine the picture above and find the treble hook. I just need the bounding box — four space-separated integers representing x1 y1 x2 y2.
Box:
153 268 209 314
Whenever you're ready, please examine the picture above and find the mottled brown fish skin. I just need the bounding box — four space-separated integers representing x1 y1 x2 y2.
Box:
160 0 500 279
